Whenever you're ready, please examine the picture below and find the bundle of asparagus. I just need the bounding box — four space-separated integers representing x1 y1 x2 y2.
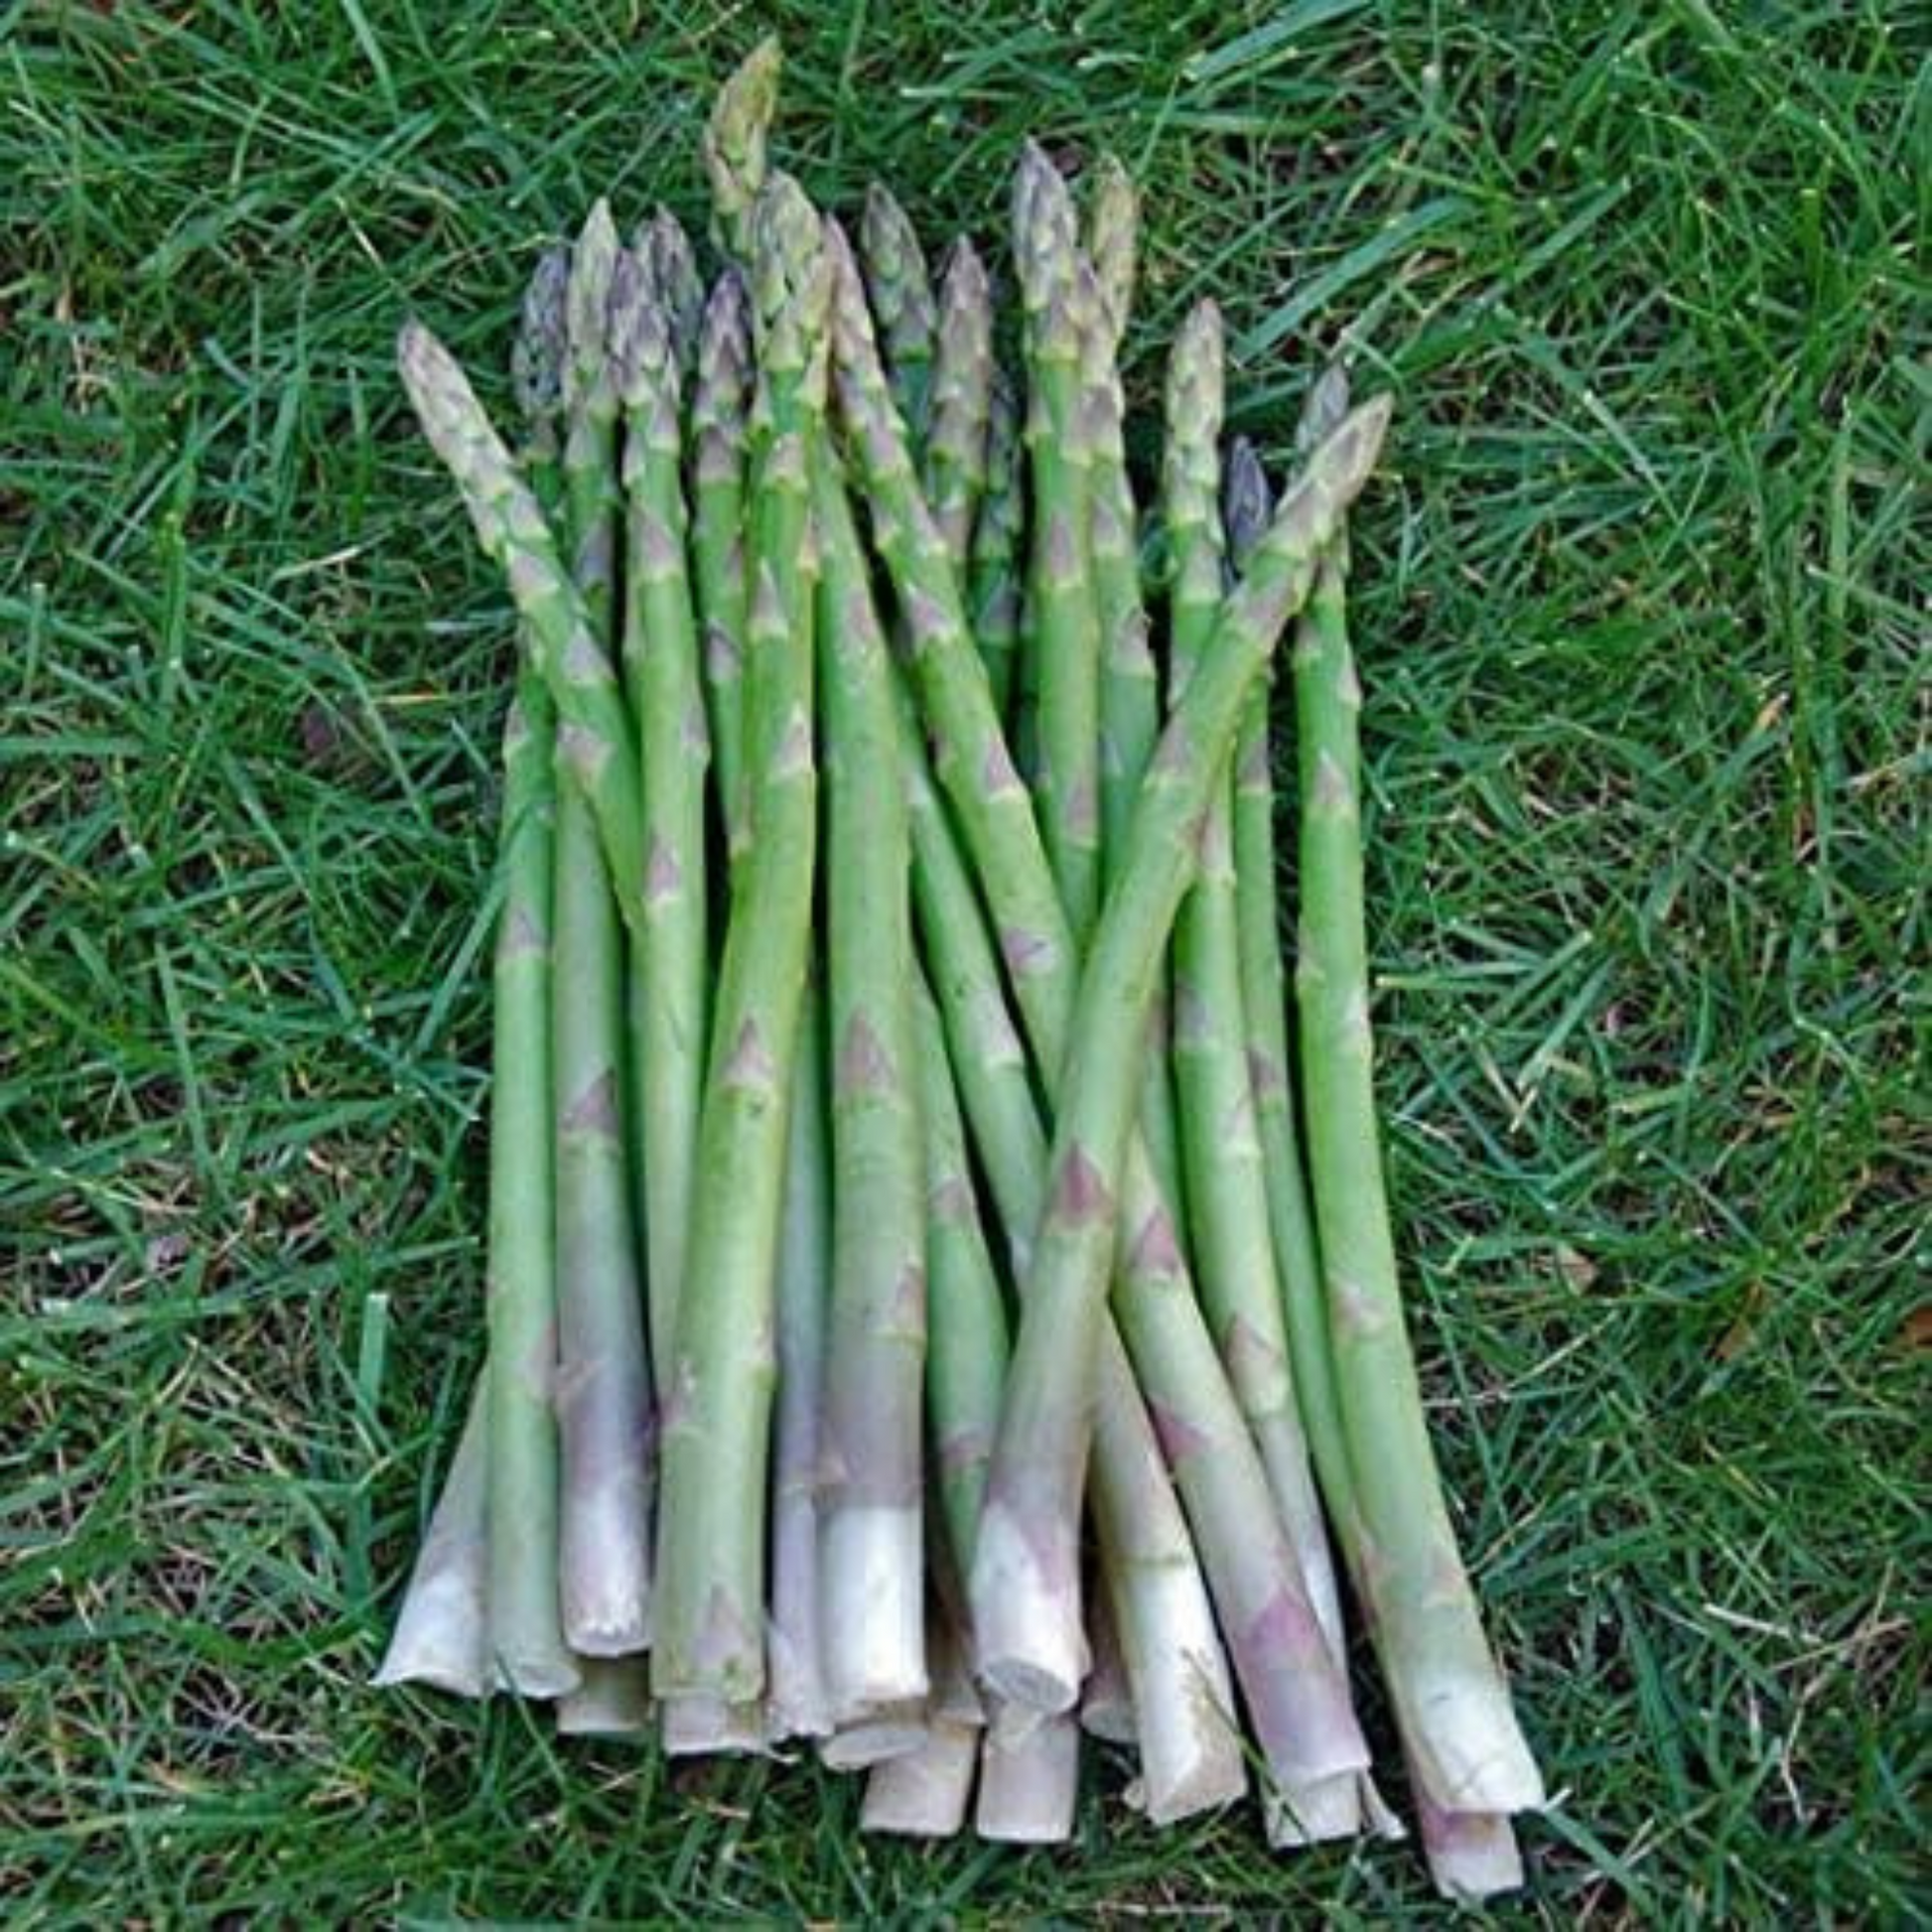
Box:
377 42 1543 1896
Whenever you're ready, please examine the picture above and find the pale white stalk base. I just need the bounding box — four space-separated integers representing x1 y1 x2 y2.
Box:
557 1656 651 1735
1419 1804 1524 1901
1077 1590 1136 1745
1114 1566 1246 1825
969 1498 1086 1714
1265 1772 1361 1848
975 1708 1080 1843
560 1475 653 1657
1404 1664 1547 1813
492 1649 581 1699
1361 1775 1409 1840
819 1699 930 1770
861 1722 980 1837
373 1384 490 1699
765 1609 833 1743
820 1504 927 1716
662 1693 768 1757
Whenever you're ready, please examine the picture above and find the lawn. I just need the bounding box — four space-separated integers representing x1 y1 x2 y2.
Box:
1 1 1923 1922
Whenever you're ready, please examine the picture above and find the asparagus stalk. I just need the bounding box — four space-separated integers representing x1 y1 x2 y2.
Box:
547 228 655 1670
767 985 834 1742
652 177 828 1705
825 228 1382 1764
1224 429 1400 1846
973 399 1393 1722
690 269 755 865
922 238 994 577
613 251 714 1386
702 37 781 265
913 980 1008 1587
491 265 575 1692
1291 368 1544 1818
967 371 1025 719
377 251 572 1703
901 704 1246 1823
860 183 940 452
1015 143 1105 939
813 435 928 1719
480 684 574 1696
1163 306 1346 1725
373 1370 490 1697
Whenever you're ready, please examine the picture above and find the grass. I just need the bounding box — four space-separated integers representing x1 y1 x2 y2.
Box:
1 0 1923 1920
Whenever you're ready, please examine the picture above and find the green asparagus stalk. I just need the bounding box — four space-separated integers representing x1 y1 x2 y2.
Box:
613 251 714 1386
825 232 1382 1771
377 250 571 1704
1015 142 1105 939
973 396 1393 1723
899 702 1244 1820
702 37 782 265
652 176 828 1705
373 1369 490 1696
690 269 755 865
395 326 644 927
481 685 574 1696
922 238 994 577
1226 428 1348 1641
1291 370 1544 1818
860 182 940 452
547 231 654 1671
896 703 1244 1816
767 984 833 1741
639 207 705 377
1164 304 1340 1639
967 371 1025 720
912 981 1008 1592
813 435 928 1718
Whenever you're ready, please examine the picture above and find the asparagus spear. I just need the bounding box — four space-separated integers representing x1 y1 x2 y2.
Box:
922 238 994 577
813 434 928 1719
767 981 834 1742
613 250 714 1389
547 229 654 1672
480 684 573 1696
1291 370 1544 1819
1223 429 1400 1846
967 371 1025 720
1163 304 1345 1718
377 249 571 1704
860 183 940 453
825 227 1382 1756
690 269 755 865
373 1370 490 1697
652 177 828 1705
1015 143 1105 939
702 37 781 265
